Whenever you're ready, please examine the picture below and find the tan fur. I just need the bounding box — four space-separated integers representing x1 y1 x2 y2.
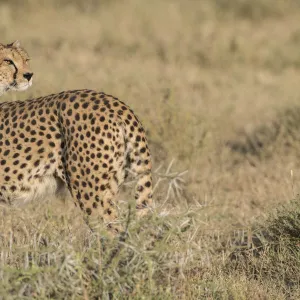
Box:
0 41 33 95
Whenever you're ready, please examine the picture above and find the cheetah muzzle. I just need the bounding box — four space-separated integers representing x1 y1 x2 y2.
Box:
0 41 33 95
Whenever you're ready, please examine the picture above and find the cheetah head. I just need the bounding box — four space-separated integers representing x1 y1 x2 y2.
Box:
0 40 33 96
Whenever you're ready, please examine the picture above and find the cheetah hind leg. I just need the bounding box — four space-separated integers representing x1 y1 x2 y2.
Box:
134 170 153 218
127 148 153 218
67 172 123 236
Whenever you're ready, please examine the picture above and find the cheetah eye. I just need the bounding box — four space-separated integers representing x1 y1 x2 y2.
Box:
3 59 13 65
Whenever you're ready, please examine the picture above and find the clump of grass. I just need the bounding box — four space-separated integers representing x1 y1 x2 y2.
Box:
0 205 204 299
226 199 300 298
226 105 300 161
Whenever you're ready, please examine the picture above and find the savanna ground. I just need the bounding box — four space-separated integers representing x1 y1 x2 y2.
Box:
1 0 300 299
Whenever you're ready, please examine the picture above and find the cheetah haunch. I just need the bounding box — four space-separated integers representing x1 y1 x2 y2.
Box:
0 42 153 234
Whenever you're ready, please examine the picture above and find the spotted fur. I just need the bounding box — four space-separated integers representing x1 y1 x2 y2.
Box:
0 45 152 234
0 41 33 95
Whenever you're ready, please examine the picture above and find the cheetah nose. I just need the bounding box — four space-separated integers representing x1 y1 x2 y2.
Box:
23 72 33 81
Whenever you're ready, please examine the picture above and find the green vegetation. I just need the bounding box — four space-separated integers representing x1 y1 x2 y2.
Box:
1 0 300 298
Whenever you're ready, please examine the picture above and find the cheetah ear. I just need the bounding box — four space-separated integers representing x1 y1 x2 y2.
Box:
13 40 21 47
0 43 4 49
7 40 21 48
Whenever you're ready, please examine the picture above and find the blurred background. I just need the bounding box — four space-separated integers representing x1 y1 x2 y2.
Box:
1 0 300 230
2 1 300 298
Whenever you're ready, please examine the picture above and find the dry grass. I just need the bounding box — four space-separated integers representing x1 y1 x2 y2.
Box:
1 0 300 298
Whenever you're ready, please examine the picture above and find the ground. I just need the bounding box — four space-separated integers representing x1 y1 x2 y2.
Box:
1 0 300 299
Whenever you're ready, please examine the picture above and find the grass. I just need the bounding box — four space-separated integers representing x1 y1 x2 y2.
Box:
0 179 205 299
226 200 300 299
1 0 300 298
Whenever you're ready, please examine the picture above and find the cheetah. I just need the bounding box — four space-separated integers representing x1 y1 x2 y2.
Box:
0 40 33 95
0 41 153 234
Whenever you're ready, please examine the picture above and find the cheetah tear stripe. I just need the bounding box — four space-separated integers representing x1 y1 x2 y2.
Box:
0 41 33 95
